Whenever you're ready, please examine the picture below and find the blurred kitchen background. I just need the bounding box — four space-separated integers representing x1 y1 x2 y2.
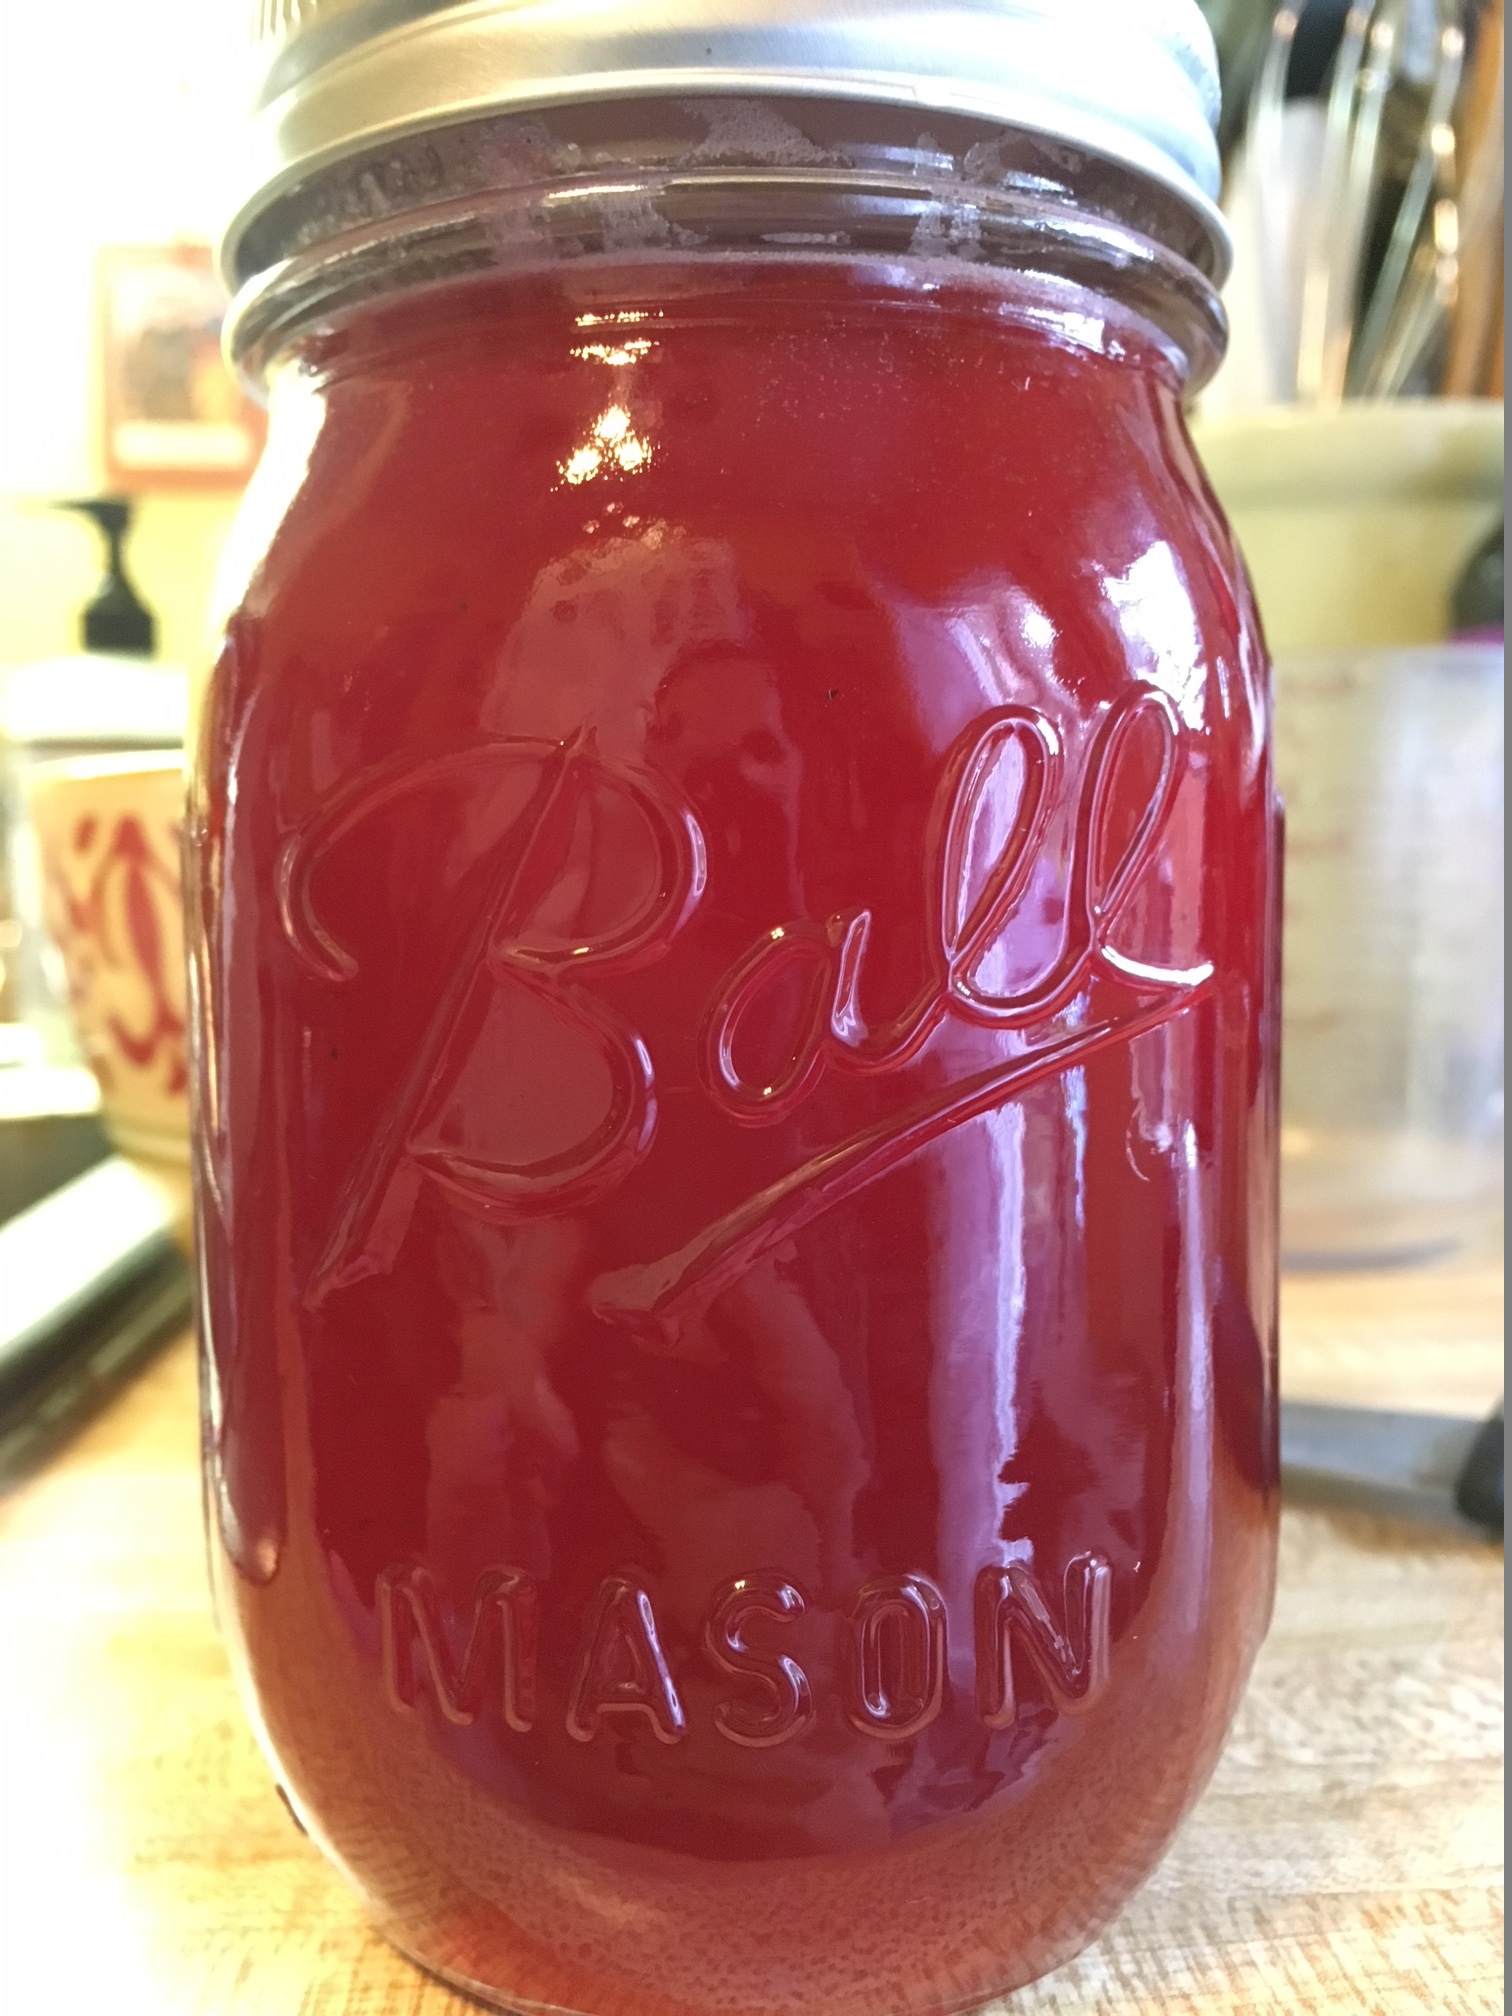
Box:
0 6 248 669
0 0 1503 1421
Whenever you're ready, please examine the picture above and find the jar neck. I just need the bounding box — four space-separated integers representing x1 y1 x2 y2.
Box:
226 98 1228 393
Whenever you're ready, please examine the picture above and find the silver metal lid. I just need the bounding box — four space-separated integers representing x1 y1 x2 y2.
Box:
227 1 1224 284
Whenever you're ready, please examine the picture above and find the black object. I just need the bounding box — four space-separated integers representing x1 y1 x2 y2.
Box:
1282 1398 1506 1539
1454 1411 1505 1534
1451 520 1505 637
0 1108 111 1228
55 496 158 656
1286 0 1354 101
0 1157 191 1485
0 1245 190 1484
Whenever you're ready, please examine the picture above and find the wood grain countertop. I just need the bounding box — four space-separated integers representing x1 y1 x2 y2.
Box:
0 1267 1502 2016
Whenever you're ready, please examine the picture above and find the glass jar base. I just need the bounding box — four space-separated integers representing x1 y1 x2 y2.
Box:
379 1922 1055 2016
382 1929 592 2016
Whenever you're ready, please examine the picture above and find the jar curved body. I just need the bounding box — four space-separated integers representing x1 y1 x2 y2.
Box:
191 256 1279 2016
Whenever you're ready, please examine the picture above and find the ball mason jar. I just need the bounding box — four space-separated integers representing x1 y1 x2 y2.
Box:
192 6 1280 2010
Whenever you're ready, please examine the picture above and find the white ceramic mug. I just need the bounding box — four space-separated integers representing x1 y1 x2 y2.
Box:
26 753 191 1239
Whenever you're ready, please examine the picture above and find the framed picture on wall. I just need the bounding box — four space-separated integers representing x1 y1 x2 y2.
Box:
97 243 265 488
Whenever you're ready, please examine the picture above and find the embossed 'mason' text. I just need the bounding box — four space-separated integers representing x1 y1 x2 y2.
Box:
377 1556 1112 1745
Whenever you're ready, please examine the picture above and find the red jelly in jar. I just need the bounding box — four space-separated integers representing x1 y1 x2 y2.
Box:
194 8 1279 2011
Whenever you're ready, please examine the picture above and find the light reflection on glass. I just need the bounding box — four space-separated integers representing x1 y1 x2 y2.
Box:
573 340 653 367
1101 543 1207 729
559 404 654 487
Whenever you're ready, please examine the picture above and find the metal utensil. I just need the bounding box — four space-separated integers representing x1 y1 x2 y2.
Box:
1241 0 1500 400
1296 0 1380 399
1348 2 1467 390
1245 3 1310 388
1359 0 1502 392
1281 1398 1506 1535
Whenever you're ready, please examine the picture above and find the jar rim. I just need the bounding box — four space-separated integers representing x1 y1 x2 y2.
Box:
224 100 1228 396
226 162 1229 400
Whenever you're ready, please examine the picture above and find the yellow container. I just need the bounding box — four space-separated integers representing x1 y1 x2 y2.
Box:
1193 400 1504 651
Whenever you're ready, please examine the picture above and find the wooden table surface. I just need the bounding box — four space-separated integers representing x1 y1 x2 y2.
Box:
1 1268 1503 2016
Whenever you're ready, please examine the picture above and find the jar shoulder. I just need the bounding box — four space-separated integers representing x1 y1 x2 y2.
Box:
204 270 1266 801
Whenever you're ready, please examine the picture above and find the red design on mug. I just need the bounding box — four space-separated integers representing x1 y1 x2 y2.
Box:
47 808 187 1097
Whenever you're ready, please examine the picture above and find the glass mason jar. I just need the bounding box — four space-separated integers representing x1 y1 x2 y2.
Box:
192 6 1280 2010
